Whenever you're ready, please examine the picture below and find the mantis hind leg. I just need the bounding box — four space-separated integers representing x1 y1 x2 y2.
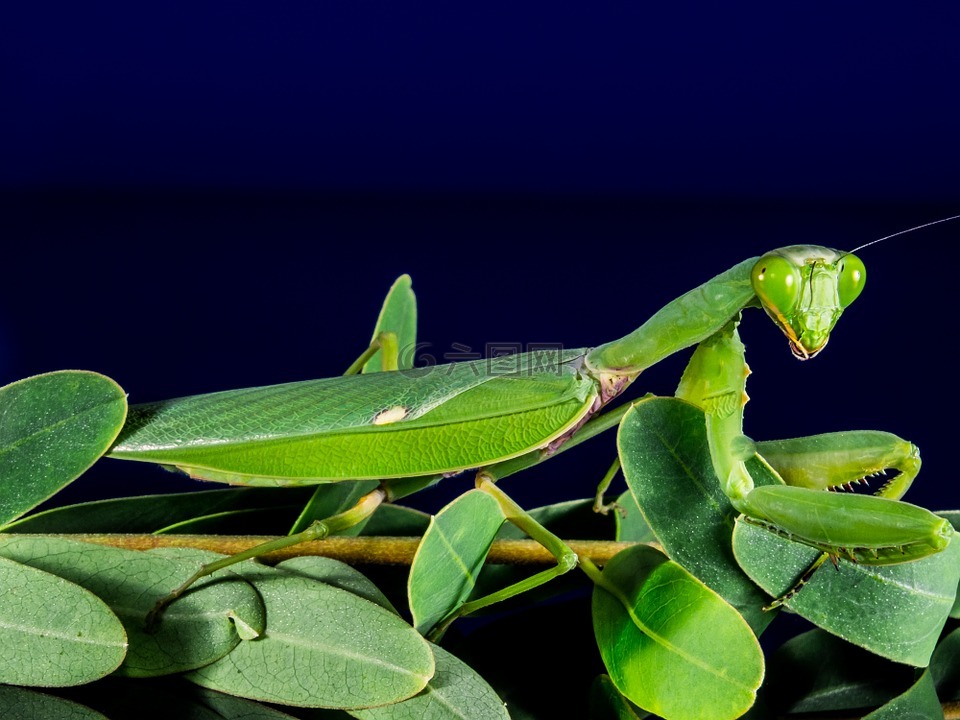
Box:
422 472 579 642
343 331 400 375
592 456 625 516
146 487 386 628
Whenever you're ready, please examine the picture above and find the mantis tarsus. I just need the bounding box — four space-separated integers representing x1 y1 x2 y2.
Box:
104 237 955 627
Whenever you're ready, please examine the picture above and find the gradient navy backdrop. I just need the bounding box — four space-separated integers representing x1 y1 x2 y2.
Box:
2 4 959 518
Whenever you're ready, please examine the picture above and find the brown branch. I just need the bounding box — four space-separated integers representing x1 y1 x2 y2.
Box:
35 533 640 566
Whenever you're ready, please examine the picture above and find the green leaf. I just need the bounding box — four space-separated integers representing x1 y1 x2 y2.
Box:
289 480 380 535
4 486 315 534
0 536 265 677
362 274 417 374
614 491 656 544
930 626 960 701
0 554 126 686
189 686 306 719
766 629 912 715
360 503 431 536
616 397 777 633
275 555 398 614
0 370 127 526
0 686 109 719
592 544 764 720
588 674 650 719
349 642 509 720
186 563 435 709
732 518 960 666
61 677 311 719
408 489 506 635
862 669 943 719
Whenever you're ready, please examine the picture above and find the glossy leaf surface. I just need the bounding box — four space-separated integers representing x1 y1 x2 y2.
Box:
0 370 126 526
187 564 435 709
0 554 126 686
592 544 764 720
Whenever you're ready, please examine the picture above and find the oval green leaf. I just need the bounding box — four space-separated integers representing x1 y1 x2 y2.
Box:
0 536 265 677
276 555 398 614
614 491 656 544
862 669 942 720
360 503 431 537
186 564 435 709
349 642 509 720
766 629 913 715
362 273 417 374
0 370 127 526
408 489 506 635
188 686 306 719
733 518 960 666
289 480 380 535
592 544 764 720
0 554 126 687
0 686 109 719
931 626 960 702
5 486 315 534
589 674 650 719
617 397 777 633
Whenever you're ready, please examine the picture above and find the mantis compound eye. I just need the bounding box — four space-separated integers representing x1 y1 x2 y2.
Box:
751 253 801 318
836 252 866 308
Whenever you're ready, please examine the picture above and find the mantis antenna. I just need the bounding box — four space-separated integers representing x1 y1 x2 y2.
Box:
844 213 960 255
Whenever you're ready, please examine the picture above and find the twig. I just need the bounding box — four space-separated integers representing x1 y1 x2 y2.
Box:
32 533 640 566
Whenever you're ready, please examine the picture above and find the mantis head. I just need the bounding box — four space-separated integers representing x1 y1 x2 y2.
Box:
751 245 866 360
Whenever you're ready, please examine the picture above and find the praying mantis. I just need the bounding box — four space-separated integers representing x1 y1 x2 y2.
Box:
104 235 954 627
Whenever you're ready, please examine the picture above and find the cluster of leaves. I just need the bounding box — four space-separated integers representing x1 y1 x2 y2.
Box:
2 370 960 720
3 269 960 719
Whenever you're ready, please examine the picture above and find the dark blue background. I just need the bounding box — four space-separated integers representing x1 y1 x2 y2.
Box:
2 4 958 517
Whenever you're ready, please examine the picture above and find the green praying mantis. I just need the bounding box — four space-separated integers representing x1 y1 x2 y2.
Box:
104 227 957 628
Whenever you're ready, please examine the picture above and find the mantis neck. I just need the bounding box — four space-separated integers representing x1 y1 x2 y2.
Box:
583 257 758 380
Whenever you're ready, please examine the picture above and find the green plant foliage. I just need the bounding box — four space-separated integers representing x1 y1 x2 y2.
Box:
0 686 110 719
765 629 916 714
0 554 126 687
0 370 127 527
273 555 399 613
6 267 960 720
612 491 656 544
289 480 381 535
0 536 265 677
349 643 510 720
185 563 435 709
862 670 943 720
189 689 306 718
931 627 960 701
408 489 506 635
617 397 778 633
588 674 650 719
2 486 316 534
591 544 764 720
360 273 417 375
